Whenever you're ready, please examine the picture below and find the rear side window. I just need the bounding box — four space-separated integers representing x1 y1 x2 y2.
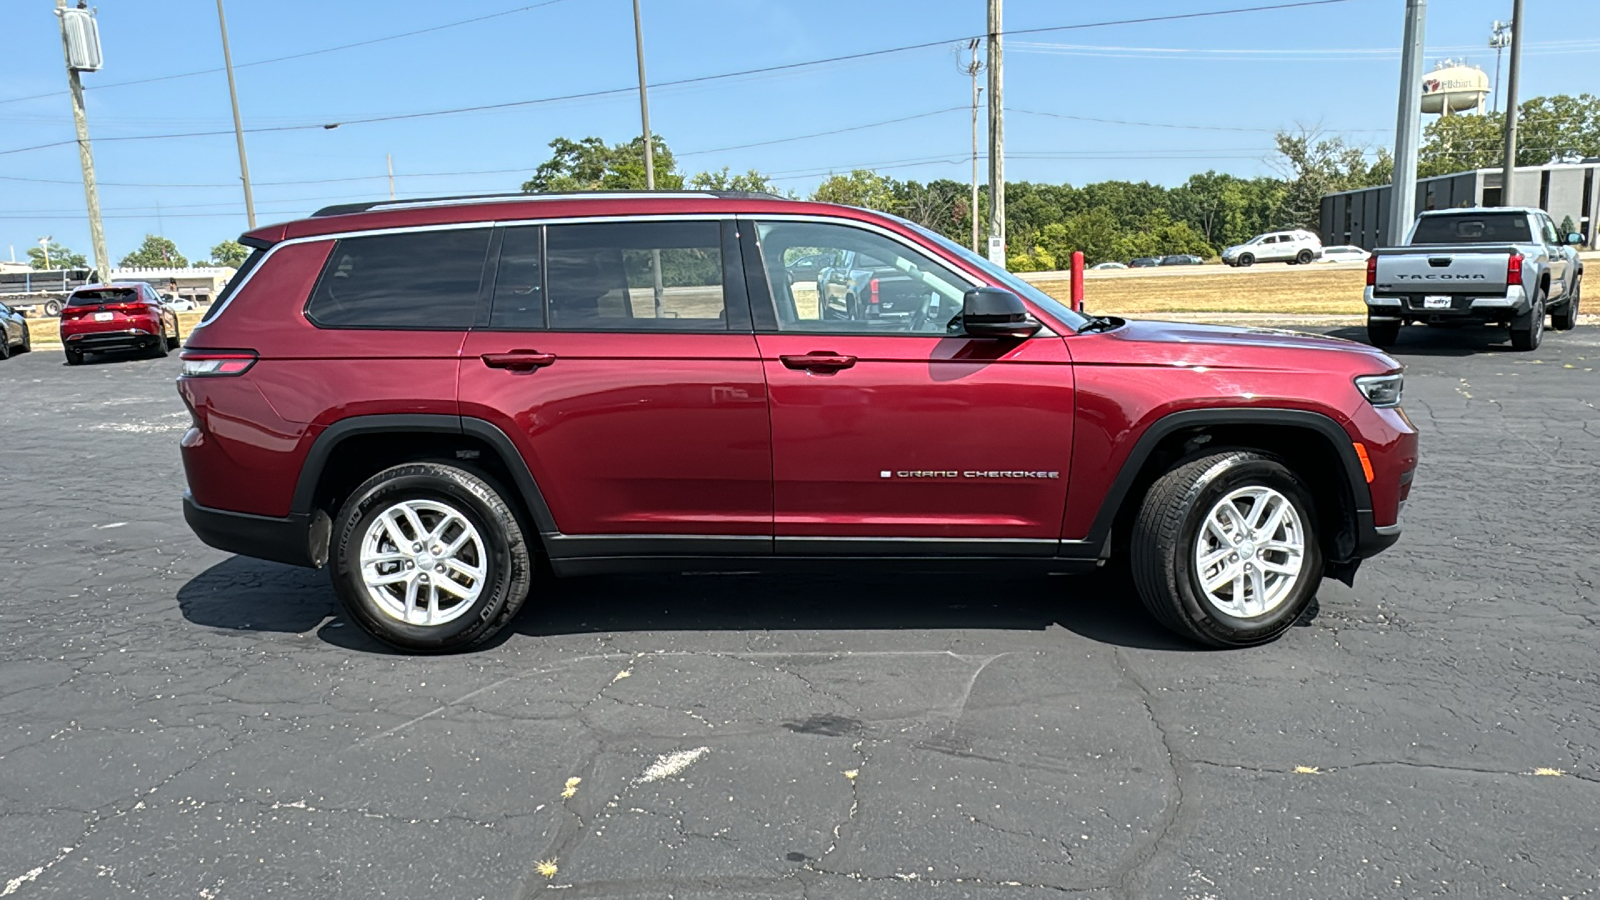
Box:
1412 213 1531 244
306 228 492 329
200 246 267 323
545 221 726 331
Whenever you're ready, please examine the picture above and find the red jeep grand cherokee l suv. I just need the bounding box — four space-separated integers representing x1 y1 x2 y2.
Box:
178 192 1417 652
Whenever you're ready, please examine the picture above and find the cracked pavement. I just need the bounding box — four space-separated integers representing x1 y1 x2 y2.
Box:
2 322 1598 898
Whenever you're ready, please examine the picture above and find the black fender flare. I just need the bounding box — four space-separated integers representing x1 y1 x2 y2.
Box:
1075 407 1373 554
290 413 559 535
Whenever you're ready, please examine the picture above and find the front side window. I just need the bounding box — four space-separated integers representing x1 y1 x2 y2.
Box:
545 221 726 331
306 228 491 329
754 220 968 335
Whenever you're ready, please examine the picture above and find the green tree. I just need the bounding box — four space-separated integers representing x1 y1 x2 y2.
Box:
208 239 250 268
1170 172 1289 249
1116 212 1214 260
1417 112 1504 177
1417 94 1600 177
26 241 87 270
810 170 899 210
894 180 964 233
1036 208 1124 267
119 235 188 268
688 167 783 194
1272 128 1388 230
521 135 683 192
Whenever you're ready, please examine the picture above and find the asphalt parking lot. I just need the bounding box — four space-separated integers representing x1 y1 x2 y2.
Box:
2 325 1598 900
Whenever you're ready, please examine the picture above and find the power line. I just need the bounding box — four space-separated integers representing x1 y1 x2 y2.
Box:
0 0 1361 158
0 0 578 107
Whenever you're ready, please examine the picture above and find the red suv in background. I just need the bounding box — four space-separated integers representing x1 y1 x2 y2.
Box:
177 192 1417 652
60 282 182 365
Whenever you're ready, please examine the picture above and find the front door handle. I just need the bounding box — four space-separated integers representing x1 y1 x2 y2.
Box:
780 352 857 372
482 351 557 371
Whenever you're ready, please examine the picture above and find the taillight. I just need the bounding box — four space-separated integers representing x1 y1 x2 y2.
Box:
869 278 880 304
1506 254 1523 286
1365 255 1377 287
180 349 257 377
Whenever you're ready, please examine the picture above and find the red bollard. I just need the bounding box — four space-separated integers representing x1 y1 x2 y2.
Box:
1070 250 1085 312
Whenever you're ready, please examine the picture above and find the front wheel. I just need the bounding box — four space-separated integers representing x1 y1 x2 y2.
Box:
1130 452 1323 647
330 462 533 653
1236 253 1255 267
1551 279 1580 331
18 326 29 353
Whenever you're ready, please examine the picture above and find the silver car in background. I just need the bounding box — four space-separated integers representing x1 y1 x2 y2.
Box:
1221 229 1323 267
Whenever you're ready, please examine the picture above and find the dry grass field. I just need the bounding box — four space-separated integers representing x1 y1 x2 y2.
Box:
1028 264 1369 316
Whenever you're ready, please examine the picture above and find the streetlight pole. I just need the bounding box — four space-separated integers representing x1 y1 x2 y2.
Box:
215 0 256 228
54 0 109 281
959 39 985 254
985 0 1005 265
1489 20 1510 114
1499 0 1524 207
632 0 663 316
1386 0 1426 248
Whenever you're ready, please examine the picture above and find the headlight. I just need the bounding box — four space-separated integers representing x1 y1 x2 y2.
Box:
1355 373 1403 407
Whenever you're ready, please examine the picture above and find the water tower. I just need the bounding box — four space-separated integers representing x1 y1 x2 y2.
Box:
1421 58 1490 116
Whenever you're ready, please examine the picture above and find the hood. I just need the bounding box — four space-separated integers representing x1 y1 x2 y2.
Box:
1083 319 1399 371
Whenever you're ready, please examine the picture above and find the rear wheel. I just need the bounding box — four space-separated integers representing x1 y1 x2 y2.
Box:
1367 316 1401 347
1131 451 1323 647
330 462 533 653
1295 249 1315 265
146 329 169 358
1551 279 1580 331
64 346 84 366
44 299 62 317
1511 295 1544 351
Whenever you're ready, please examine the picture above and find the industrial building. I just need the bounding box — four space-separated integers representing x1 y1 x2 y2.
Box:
1320 160 1599 250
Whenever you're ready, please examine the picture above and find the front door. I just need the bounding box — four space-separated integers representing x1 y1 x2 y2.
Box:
459 219 772 541
744 217 1075 552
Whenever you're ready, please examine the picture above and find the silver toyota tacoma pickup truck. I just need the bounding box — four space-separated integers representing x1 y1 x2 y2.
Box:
1365 207 1584 351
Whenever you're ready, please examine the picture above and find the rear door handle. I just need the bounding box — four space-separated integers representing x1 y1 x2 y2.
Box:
482 351 557 371
780 353 857 371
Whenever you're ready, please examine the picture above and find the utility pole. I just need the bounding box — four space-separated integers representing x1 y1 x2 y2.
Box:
387 153 396 200
985 0 1005 266
55 0 109 281
1499 0 1524 207
1489 20 1511 114
215 0 256 228
631 0 663 316
1386 0 1427 248
958 39 985 254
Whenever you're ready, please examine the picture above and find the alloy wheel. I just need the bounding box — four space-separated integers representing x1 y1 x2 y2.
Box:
1193 485 1305 619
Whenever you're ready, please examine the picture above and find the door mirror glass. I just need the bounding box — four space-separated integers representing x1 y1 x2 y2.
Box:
961 287 1040 339
1566 232 1584 246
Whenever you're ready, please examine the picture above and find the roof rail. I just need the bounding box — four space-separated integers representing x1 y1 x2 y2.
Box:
312 189 786 218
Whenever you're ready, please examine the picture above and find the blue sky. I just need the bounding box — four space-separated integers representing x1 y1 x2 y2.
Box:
1 0 1595 264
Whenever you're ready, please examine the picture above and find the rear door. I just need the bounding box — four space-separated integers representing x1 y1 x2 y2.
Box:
744 216 1074 551
458 218 772 542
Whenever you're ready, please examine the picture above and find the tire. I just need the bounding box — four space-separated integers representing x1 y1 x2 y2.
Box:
1295 249 1314 265
1510 294 1544 351
1130 451 1323 647
64 346 84 366
1551 278 1580 331
0 335 10 360
44 299 62 317
146 328 169 359
329 462 533 653
166 319 182 350
1367 316 1401 347
18 326 29 353
1237 253 1255 267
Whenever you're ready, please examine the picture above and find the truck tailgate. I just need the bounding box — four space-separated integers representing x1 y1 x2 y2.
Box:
1372 245 1513 296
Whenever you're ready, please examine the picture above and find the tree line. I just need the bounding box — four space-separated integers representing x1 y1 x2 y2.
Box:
24 94 1594 274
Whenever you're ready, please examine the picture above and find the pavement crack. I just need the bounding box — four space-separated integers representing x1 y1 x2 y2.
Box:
1109 648 1185 900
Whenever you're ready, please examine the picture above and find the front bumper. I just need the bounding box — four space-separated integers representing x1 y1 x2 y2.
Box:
183 493 329 569
1365 285 1530 320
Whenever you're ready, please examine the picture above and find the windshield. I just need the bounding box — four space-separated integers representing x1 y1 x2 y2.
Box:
1411 213 1531 244
893 218 1091 332
68 288 139 306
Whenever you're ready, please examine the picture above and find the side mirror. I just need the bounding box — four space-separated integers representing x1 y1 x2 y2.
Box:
1566 232 1584 246
961 287 1040 339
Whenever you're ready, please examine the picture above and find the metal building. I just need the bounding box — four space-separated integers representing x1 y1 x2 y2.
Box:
1320 161 1599 249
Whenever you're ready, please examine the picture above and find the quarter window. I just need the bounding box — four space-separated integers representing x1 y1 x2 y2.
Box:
306 228 491 329
545 221 726 331
754 220 969 334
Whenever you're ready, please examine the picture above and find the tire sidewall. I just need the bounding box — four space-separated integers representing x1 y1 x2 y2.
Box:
1168 457 1323 646
331 468 520 651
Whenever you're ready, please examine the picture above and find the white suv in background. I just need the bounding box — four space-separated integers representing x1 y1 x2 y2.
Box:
1221 230 1323 267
